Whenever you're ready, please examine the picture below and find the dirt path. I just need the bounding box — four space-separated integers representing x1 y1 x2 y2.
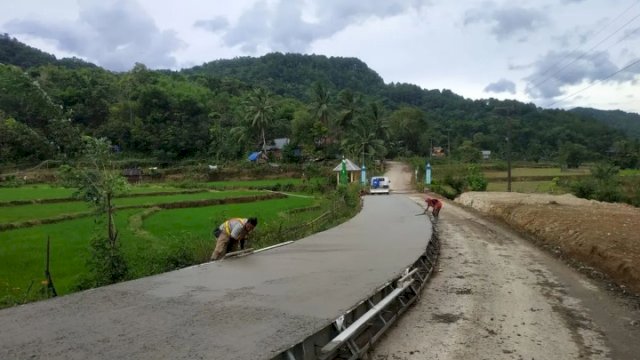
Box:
370 197 640 359
385 161 414 192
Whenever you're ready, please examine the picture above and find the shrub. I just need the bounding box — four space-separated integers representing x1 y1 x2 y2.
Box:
465 165 488 191
571 178 597 199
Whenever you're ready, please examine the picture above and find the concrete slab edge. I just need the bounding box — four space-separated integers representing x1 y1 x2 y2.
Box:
270 228 440 360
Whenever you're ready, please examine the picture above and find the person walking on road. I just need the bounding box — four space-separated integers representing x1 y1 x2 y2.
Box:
424 197 443 218
211 217 258 260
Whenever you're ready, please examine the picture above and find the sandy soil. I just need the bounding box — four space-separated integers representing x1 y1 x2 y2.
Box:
386 161 414 192
456 192 640 295
372 164 640 359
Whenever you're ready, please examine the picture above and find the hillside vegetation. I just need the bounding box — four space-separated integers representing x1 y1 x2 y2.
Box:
571 107 640 140
1 35 639 171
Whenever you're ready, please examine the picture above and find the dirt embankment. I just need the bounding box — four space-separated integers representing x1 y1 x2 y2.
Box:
456 192 640 295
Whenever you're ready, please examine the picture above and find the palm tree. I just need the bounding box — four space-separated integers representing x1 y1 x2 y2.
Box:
336 89 361 129
310 81 331 131
245 87 274 152
342 116 387 166
365 101 389 141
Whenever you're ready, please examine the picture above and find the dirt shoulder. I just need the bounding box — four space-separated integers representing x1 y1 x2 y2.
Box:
456 192 640 295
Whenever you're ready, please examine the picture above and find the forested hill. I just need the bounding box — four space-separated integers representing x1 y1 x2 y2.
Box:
0 34 97 70
570 107 640 140
182 52 386 100
1 36 639 169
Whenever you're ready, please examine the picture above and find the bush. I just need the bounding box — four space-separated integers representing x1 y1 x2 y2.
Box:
465 165 488 191
430 182 458 200
571 178 597 198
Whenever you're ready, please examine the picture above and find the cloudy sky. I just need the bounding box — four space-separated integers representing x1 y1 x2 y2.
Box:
1 0 639 113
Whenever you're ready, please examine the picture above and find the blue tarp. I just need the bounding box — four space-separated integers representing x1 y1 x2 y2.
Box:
248 152 261 161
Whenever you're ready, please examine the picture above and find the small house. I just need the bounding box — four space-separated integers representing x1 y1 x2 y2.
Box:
122 168 143 183
431 146 446 157
332 158 361 184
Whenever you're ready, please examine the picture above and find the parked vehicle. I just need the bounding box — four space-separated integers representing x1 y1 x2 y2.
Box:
370 176 390 194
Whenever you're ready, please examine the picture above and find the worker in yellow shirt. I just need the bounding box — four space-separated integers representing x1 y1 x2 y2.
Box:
210 217 258 260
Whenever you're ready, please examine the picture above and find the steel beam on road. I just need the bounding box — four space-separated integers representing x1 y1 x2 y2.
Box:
271 232 439 360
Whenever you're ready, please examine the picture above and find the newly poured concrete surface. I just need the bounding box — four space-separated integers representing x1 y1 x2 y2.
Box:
0 195 431 360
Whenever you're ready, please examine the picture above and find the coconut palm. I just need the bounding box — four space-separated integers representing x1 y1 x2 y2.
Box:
245 87 274 152
342 115 387 166
310 82 331 127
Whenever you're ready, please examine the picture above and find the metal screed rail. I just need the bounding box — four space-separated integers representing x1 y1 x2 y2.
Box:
273 231 439 360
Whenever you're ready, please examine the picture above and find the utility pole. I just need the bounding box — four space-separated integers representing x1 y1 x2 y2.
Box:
430 138 433 161
506 116 512 192
494 106 513 192
447 128 451 165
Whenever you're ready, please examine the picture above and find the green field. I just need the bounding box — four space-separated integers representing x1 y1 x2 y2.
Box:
620 169 640 176
0 190 262 223
206 178 306 188
0 184 195 202
483 167 589 179
143 196 315 240
486 180 558 193
0 182 333 307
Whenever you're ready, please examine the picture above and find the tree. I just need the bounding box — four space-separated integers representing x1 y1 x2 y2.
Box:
310 81 331 132
388 106 428 155
0 116 53 163
455 140 482 163
341 116 387 165
59 137 129 286
245 87 274 152
559 142 589 169
336 89 361 132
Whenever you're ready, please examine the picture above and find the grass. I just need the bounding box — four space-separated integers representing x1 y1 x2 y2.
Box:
0 184 75 201
0 183 196 202
205 178 307 188
0 212 121 300
203 177 332 191
0 196 319 305
620 169 640 176
0 190 263 223
483 167 590 179
143 196 317 241
486 180 562 193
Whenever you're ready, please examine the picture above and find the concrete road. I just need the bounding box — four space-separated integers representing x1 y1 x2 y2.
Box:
0 195 432 360
371 197 640 360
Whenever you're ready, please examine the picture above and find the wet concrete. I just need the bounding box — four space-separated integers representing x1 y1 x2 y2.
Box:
0 195 431 360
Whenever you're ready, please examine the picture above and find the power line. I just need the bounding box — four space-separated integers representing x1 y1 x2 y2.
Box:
533 9 640 90
547 57 640 108
533 0 640 81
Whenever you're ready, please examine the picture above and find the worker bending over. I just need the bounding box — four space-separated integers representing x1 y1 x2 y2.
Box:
211 217 258 260
424 197 443 218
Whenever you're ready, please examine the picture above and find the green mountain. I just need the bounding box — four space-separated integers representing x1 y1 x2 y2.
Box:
0 33 97 69
0 36 637 169
182 52 386 100
570 107 640 139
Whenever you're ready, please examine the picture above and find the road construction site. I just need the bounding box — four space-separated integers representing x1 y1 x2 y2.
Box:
0 187 435 359
2 161 639 360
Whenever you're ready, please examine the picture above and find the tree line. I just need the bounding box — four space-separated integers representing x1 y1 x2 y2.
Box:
1 35 639 169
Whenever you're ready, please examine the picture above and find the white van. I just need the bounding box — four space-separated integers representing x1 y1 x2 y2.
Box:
370 176 390 194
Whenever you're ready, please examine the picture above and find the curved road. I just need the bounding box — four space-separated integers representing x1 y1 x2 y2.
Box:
0 193 431 359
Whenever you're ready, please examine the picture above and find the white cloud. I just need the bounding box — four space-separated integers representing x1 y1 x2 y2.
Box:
5 0 185 71
195 0 423 53
0 0 639 113
464 3 548 41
